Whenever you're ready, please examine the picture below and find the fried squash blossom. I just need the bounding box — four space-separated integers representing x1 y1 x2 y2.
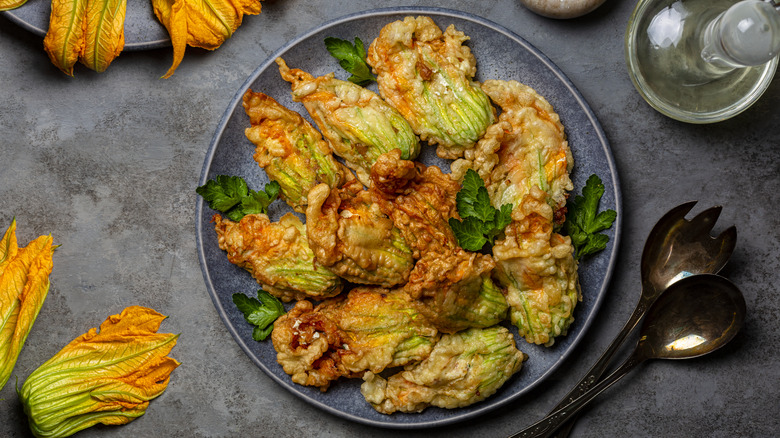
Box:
202 15 586 416
367 16 496 160
278 58 420 187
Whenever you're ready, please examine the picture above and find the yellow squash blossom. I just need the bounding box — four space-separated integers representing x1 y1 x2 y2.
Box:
43 0 127 75
0 0 27 11
0 219 55 391
151 0 263 78
18 306 180 438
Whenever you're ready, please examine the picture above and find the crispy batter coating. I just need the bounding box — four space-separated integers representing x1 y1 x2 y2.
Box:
277 58 420 186
227 18 589 413
361 326 525 414
367 150 508 333
369 150 461 259
306 180 414 287
242 90 344 213
271 288 439 391
213 213 342 302
270 300 347 390
405 249 507 334
451 79 574 219
492 187 580 346
367 16 495 159
446 79 578 346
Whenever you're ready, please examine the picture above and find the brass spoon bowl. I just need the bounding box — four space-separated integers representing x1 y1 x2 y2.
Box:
512 273 747 438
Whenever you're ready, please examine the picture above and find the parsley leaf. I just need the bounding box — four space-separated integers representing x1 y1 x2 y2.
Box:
232 290 286 341
564 174 617 260
196 175 248 212
449 217 488 251
196 176 280 221
487 203 513 241
324 37 375 86
450 169 513 252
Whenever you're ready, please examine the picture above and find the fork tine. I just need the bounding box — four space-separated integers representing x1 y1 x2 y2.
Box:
668 201 698 220
650 201 698 234
717 225 738 253
688 205 723 235
703 225 738 275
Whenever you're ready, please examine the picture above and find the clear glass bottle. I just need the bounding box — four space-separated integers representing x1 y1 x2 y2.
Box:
626 0 780 123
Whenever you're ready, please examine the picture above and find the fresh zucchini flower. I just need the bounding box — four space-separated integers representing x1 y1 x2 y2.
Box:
361 326 526 413
213 213 343 302
492 187 580 346
0 219 55 391
18 306 179 438
43 0 127 75
242 90 345 213
0 0 28 11
367 16 495 159
152 0 263 78
277 58 420 186
306 181 414 287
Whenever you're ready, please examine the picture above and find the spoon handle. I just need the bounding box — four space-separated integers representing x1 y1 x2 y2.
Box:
545 291 654 438
508 350 647 438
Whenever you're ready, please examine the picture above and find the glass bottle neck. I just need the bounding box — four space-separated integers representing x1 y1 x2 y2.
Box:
700 0 780 70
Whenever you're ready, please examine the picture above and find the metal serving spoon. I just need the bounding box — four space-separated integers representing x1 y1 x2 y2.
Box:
547 201 737 438
510 273 746 438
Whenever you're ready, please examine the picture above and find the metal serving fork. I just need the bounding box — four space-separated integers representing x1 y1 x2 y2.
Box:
512 201 737 438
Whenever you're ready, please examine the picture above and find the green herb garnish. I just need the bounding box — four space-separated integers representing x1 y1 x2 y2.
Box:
232 290 286 341
324 37 375 86
196 175 280 222
564 174 617 260
449 169 513 252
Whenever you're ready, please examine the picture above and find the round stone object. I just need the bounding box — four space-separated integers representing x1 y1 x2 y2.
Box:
520 0 607 19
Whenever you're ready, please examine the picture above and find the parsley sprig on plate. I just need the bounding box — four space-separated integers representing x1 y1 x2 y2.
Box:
324 37 376 86
232 290 286 341
196 175 280 222
564 174 617 260
449 169 513 252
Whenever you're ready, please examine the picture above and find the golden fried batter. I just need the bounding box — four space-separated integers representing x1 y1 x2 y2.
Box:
277 58 420 186
404 249 507 334
367 16 495 159
222 17 592 414
451 79 574 219
213 213 342 302
366 150 508 333
361 326 525 414
270 299 348 390
271 288 439 391
242 90 344 213
306 180 414 287
492 187 579 346
369 150 461 259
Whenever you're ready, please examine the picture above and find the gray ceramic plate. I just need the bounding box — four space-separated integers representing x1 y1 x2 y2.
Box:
196 7 621 429
1 2 169 50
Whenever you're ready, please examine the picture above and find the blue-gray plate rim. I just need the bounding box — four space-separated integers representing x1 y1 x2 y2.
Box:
196 6 622 429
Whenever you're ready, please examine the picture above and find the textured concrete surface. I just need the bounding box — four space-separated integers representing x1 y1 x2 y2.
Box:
1 0 778 437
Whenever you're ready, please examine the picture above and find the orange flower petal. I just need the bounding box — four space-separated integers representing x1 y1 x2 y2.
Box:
0 221 55 391
19 306 180 438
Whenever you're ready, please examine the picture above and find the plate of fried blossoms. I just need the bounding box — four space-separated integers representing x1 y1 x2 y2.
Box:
1 1 168 50
196 7 621 429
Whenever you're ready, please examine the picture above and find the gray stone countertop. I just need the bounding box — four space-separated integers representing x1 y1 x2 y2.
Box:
1 0 778 437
